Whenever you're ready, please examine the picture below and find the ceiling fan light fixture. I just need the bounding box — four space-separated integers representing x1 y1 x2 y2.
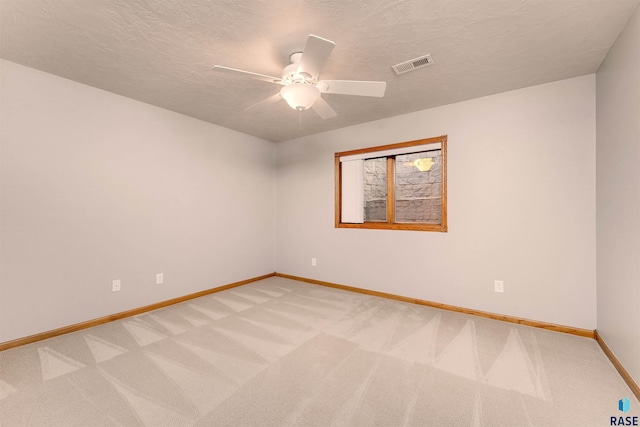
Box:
213 35 386 120
280 83 321 111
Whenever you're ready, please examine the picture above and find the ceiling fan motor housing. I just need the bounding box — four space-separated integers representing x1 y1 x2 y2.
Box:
282 57 314 85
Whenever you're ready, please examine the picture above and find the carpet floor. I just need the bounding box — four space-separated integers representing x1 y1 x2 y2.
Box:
0 276 638 426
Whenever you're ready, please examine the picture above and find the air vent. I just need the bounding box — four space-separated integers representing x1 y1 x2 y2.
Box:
392 54 434 75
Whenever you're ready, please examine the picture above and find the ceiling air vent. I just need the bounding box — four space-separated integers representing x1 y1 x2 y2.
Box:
392 54 434 75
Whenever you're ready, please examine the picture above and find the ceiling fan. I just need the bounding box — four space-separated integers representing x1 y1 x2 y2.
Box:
212 35 387 119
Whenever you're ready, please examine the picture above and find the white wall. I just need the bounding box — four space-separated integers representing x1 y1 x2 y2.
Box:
596 5 640 385
0 60 276 342
276 75 596 330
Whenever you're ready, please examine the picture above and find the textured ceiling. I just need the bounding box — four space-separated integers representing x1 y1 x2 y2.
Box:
1 0 638 142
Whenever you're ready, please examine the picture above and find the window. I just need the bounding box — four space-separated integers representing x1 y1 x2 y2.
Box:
335 135 447 232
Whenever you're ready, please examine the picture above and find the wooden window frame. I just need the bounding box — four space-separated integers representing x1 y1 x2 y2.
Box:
335 135 447 232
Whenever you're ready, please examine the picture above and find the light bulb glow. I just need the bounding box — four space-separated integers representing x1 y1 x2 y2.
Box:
280 83 321 111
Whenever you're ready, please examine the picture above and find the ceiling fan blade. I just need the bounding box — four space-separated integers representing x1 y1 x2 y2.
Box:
317 80 387 97
312 97 337 120
244 93 282 111
297 35 335 80
212 65 283 84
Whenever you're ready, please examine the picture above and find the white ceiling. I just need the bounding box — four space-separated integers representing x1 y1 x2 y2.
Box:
1 0 638 142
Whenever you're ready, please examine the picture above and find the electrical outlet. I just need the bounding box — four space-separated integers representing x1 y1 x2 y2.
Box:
156 273 164 284
494 280 504 293
112 279 121 292
311 258 317 267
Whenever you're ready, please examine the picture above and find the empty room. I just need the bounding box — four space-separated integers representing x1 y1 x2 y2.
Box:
1 0 639 426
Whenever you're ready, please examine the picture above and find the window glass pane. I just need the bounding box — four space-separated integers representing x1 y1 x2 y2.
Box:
363 157 387 222
395 150 442 223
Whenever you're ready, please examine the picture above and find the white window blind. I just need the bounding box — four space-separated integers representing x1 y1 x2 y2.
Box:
341 159 364 223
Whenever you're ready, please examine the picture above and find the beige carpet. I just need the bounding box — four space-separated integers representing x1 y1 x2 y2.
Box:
0 276 638 426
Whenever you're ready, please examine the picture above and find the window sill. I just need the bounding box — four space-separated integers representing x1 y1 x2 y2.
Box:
336 222 447 232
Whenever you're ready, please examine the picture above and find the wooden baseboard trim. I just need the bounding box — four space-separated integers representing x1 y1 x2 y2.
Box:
595 331 640 401
0 272 276 352
275 273 595 339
